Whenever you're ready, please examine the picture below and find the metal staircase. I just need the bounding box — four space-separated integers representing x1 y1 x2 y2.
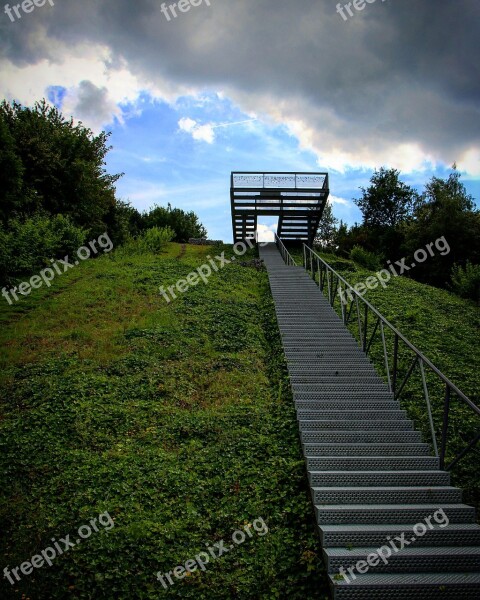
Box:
259 242 480 599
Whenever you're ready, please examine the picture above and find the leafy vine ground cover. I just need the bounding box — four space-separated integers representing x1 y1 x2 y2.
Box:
0 243 328 600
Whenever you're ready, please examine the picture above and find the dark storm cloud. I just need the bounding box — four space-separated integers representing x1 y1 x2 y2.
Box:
70 80 119 126
1 0 479 165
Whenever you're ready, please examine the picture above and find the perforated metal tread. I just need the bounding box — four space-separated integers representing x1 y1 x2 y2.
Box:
301 431 422 444
328 572 480 600
297 412 409 423
299 419 415 431
311 486 462 505
319 523 480 547
325 546 480 573
259 244 480 600
308 470 450 487
306 456 440 471
303 443 431 457
314 504 476 525
296 402 402 412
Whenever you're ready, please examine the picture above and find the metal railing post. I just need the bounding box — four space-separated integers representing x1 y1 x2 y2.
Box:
440 385 451 469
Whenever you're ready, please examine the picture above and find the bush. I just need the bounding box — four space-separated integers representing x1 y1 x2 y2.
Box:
143 204 207 242
349 245 382 271
140 226 175 253
451 261 480 303
0 214 86 284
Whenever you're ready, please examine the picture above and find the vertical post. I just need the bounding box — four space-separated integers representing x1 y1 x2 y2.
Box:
356 296 363 348
392 333 399 397
363 303 368 352
340 284 346 323
418 358 439 458
380 321 392 393
440 385 451 470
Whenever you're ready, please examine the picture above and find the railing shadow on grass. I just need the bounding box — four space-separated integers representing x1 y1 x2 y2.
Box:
301 243 480 472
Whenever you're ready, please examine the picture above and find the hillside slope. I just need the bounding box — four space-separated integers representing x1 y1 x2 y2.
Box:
0 243 328 600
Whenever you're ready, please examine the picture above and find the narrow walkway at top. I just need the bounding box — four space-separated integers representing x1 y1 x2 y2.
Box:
259 242 480 600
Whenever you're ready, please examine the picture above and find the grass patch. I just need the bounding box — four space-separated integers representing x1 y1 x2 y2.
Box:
0 243 328 599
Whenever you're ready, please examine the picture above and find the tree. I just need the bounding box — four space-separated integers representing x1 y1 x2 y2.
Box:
353 167 419 258
315 200 338 250
355 167 419 229
403 168 480 286
0 99 123 236
0 112 24 223
144 204 207 242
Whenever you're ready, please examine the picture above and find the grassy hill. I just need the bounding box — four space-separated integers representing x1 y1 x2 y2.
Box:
1 241 478 599
0 243 328 600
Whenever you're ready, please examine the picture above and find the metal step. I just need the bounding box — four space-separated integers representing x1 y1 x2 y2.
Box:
308 470 450 487
325 546 480 574
294 390 394 398
311 486 462 505
315 504 476 525
319 523 480 548
295 401 400 411
328 572 480 600
306 457 440 471
297 409 408 420
301 431 422 444
299 419 415 431
303 443 431 457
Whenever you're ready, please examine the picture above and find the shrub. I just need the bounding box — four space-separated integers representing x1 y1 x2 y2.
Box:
451 261 480 303
1 214 86 284
143 204 207 242
140 226 175 253
349 245 382 271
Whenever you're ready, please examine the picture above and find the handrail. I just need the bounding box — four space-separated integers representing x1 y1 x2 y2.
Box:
231 171 329 191
302 243 480 471
275 234 297 267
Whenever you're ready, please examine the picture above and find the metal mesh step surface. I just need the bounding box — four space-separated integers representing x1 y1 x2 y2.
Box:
311 486 462 505
315 504 476 525
328 572 480 600
301 431 422 444
308 471 450 487
299 420 415 431
306 456 440 471
319 523 480 548
295 401 401 411
297 409 408 420
325 546 480 574
303 443 431 457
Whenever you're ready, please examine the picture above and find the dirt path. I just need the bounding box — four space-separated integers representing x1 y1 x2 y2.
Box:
176 244 186 260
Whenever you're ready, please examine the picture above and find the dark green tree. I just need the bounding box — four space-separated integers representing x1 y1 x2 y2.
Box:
0 112 24 223
315 200 338 250
0 99 123 235
403 168 480 286
144 203 207 242
354 167 419 259
355 167 419 228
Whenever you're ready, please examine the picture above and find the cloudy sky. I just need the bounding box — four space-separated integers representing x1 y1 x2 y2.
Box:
1 0 479 241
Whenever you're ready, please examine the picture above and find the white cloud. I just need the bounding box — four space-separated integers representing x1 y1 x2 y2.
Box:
330 195 352 207
178 117 257 144
458 148 480 177
178 117 214 143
